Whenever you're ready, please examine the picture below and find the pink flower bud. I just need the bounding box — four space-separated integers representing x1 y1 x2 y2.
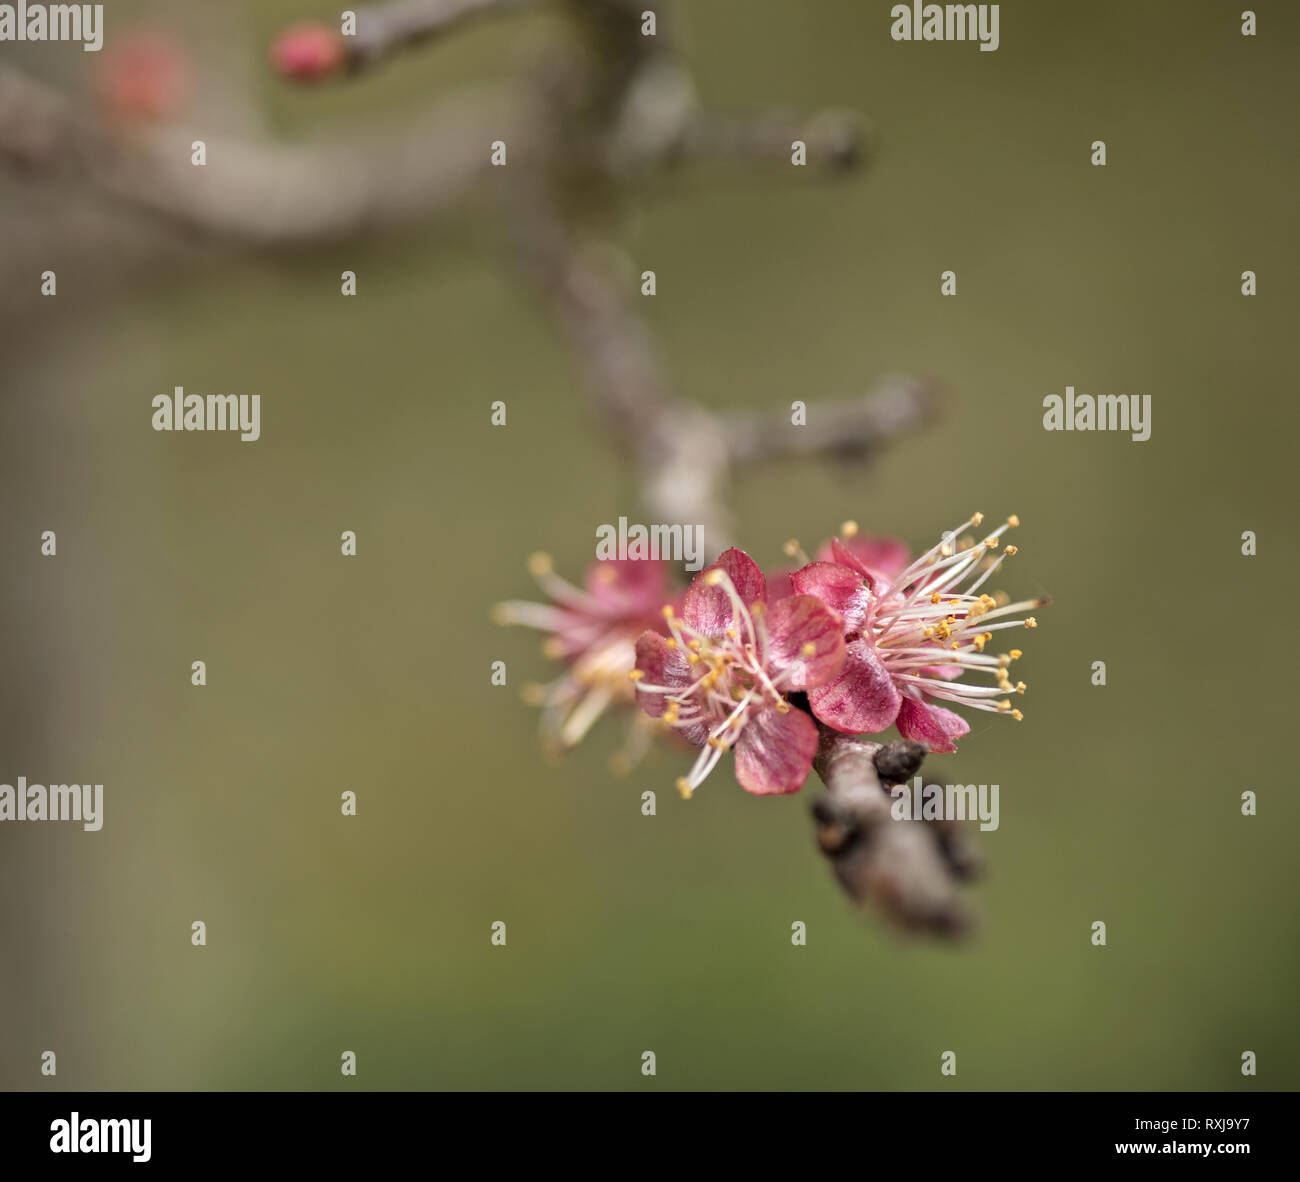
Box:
271 23 348 82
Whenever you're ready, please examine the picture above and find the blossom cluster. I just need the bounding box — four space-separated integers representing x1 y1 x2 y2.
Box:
497 515 1045 797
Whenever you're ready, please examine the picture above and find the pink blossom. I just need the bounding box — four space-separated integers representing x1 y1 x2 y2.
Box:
791 516 1046 753
632 548 845 797
494 555 672 755
271 23 348 82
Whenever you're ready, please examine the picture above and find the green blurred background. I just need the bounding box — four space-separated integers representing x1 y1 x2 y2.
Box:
2 0 1297 1090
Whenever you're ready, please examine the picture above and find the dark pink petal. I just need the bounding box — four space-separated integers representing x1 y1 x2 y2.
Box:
633 631 690 715
790 561 872 633
765 595 846 689
896 696 971 754
816 533 911 579
584 557 666 613
825 538 894 596
682 547 766 636
633 631 709 746
807 639 902 734
733 705 818 796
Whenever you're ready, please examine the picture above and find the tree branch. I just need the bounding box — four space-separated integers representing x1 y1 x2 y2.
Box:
0 66 512 247
347 0 536 72
812 732 976 936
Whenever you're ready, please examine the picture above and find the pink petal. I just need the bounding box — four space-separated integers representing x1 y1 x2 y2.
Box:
765 594 846 689
733 705 818 796
790 561 872 633
817 533 911 579
896 696 971 754
633 631 690 715
633 631 708 745
807 639 902 734
682 547 766 636
584 557 666 612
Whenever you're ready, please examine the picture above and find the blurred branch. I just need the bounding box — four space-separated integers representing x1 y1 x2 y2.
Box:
0 66 511 246
346 0 536 71
723 375 944 465
681 108 869 173
813 734 976 936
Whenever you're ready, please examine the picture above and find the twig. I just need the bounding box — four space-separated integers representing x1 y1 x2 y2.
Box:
723 375 944 466
812 732 975 935
347 0 536 71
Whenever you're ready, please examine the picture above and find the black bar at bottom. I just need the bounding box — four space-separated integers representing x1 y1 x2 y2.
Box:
1 1090 1287 1168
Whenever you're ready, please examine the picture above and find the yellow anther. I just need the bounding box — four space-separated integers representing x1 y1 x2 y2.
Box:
1009 649 1023 660
704 569 725 587
973 635 987 652
1007 515 1020 528
940 543 954 557
665 638 678 649
984 536 999 549
688 639 702 651
800 642 817 657
1010 708 1024 722
971 512 985 526
1004 544 1018 556
707 737 725 749
527 552 553 576
997 699 1012 711
676 778 694 800
1024 617 1038 629
950 641 960 650
687 653 700 665
783 539 801 557
841 520 860 539
661 604 674 620
775 701 791 713
931 593 943 604
1015 681 1027 694
750 601 767 618
628 669 645 682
